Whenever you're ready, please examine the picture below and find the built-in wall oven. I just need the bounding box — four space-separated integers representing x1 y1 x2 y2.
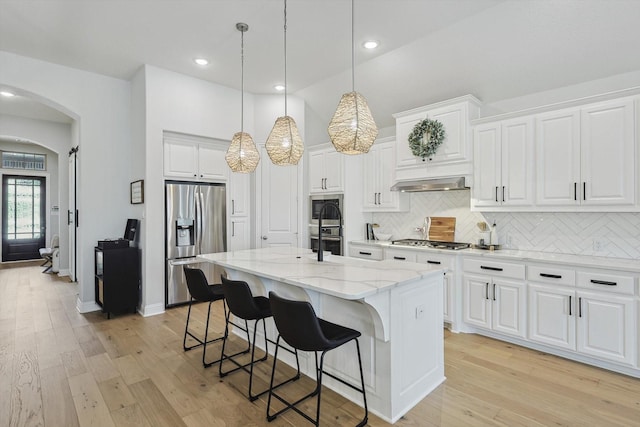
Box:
309 194 344 255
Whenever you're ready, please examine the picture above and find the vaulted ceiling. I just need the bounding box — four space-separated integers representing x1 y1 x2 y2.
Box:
2 0 640 129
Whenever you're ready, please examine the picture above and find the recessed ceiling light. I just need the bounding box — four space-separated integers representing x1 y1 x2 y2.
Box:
0 91 16 97
194 58 209 66
362 40 379 49
274 84 285 91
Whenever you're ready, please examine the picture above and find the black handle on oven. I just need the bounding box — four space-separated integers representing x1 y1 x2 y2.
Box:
480 265 503 272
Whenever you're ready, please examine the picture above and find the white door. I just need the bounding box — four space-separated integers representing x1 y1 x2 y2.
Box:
163 138 198 179
228 217 249 251
198 144 228 181
428 105 465 164
501 117 534 206
576 291 635 365
362 147 378 209
228 172 250 217
535 108 581 206
463 275 491 329
528 284 575 350
68 149 78 281
491 280 526 338
308 150 325 193
377 142 397 208
472 123 501 207
323 150 344 192
259 145 299 247
580 99 635 206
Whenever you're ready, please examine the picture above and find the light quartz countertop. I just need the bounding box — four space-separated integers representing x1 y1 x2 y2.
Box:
350 240 640 273
198 246 445 300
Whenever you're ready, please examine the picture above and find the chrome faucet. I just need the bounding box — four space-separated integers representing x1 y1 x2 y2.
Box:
317 201 342 262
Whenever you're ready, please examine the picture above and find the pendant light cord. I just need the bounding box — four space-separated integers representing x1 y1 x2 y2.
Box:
351 0 355 92
283 0 288 116
240 28 245 132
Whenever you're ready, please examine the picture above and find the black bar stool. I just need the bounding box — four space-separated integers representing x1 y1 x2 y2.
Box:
182 267 248 368
266 292 368 427
219 276 301 401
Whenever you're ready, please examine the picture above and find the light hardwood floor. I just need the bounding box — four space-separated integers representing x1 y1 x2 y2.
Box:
1 264 639 426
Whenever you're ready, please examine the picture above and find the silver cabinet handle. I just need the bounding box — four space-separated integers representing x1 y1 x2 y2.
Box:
232 221 235 237
231 199 235 215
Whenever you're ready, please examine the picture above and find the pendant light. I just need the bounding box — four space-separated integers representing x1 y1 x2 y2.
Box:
265 0 304 166
226 22 260 173
327 0 378 154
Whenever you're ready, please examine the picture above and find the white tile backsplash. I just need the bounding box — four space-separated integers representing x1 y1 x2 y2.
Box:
372 191 640 260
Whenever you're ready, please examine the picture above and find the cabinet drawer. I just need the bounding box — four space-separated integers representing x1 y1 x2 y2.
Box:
384 248 418 262
527 265 575 286
577 271 635 295
349 245 383 261
463 258 525 279
416 252 455 270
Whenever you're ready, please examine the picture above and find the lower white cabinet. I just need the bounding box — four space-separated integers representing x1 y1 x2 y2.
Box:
228 217 250 251
529 283 635 366
348 243 384 261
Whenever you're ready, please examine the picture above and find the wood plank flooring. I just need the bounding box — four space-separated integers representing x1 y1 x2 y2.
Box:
1 264 639 426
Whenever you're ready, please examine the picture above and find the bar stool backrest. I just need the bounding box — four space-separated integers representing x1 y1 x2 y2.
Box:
220 276 263 320
183 267 213 302
268 291 328 352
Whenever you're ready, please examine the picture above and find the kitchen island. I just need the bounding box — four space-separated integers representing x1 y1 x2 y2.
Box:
198 247 446 423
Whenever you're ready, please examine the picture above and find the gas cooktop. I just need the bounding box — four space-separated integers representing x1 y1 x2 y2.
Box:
391 239 470 250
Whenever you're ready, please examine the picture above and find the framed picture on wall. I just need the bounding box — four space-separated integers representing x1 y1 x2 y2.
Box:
130 180 144 204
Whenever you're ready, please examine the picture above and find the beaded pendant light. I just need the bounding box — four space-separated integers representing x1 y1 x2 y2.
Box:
265 0 304 166
226 22 260 173
327 0 378 154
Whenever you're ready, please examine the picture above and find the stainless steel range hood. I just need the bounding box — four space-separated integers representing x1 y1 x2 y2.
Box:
390 177 468 192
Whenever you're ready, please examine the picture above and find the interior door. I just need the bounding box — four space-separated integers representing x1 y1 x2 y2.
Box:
2 175 46 261
68 147 78 281
259 145 299 247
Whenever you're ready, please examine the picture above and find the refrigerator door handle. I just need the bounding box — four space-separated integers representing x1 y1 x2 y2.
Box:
196 189 203 255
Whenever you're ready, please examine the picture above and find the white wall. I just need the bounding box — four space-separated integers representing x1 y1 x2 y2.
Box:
0 51 133 312
0 114 69 267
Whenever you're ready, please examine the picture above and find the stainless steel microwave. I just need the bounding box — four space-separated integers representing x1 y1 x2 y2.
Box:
309 194 343 226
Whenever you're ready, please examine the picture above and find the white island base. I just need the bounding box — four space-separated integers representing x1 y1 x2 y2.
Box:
199 247 445 424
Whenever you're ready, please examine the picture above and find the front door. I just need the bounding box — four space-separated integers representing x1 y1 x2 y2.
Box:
2 175 46 261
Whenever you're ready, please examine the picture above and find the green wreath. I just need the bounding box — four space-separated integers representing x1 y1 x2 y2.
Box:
407 117 446 161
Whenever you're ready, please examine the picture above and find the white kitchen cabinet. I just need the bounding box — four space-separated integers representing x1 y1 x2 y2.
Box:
348 243 384 261
227 171 251 250
362 138 409 212
393 96 481 181
472 117 534 209
536 98 636 208
463 258 527 338
384 247 417 262
309 147 343 194
416 252 456 324
527 264 636 366
164 136 227 181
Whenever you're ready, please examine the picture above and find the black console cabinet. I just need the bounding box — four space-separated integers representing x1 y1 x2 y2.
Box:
95 246 140 318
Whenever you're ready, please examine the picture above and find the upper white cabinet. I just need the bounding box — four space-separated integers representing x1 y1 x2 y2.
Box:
362 138 409 212
472 117 534 208
394 95 481 181
228 171 251 251
309 147 344 194
536 98 636 208
164 135 227 181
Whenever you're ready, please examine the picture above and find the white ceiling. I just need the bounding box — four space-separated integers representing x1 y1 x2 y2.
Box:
2 0 640 130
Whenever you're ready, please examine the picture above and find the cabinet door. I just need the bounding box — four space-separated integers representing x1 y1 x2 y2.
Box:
362 146 378 209
323 150 344 192
472 123 501 207
198 144 228 181
443 273 452 322
164 139 198 178
576 291 635 365
463 275 491 329
228 172 250 217
384 248 417 262
428 105 466 164
308 150 326 193
228 217 250 251
535 108 581 206
395 113 426 168
580 99 635 206
501 117 534 206
377 142 399 208
528 283 575 350
491 279 526 338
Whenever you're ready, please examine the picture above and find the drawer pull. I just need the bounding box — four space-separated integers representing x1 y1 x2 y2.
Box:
359 251 372 256
590 279 617 286
480 265 503 272
427 260 441 265
485 283 489 300
493 283 496 301
394 256 406 260
579 297 582 317
540 273 562 279
569 295 572 316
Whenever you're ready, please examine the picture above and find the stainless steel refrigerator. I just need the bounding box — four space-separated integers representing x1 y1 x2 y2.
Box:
165 181 227 307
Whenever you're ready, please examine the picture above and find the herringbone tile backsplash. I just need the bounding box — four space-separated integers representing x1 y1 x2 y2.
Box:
372 191 640 260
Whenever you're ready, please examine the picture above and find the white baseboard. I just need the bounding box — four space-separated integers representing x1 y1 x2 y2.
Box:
76 297 101 313
56 269 70 277
140 303 165 317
